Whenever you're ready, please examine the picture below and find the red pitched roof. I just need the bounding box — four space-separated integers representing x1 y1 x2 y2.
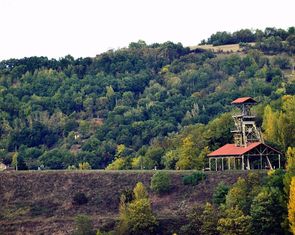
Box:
208 142 262 157
231 97 257 104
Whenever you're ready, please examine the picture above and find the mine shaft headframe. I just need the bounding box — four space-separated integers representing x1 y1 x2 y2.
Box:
231 97 257 116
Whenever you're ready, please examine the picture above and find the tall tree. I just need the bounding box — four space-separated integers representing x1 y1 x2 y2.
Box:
288 177 295 234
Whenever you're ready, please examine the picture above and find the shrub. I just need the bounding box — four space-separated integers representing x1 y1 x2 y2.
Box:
73 192 89 205
212 182 230 205
150 171 171 194
79 162 91 170
182 171 206 185
73 214 95 235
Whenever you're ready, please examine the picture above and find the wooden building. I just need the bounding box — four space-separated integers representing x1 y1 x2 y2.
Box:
207 97 282 171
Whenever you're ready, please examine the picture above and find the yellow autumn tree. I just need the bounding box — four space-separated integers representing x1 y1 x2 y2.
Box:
116 182 158 235
284 147 295 195
176 135 199 170
288 177 295 234
262 105 279 144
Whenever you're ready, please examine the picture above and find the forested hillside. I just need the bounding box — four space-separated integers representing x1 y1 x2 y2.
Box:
0 27 294 171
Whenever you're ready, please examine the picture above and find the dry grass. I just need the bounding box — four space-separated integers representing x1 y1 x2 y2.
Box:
190 43 255 53
0 170 262 234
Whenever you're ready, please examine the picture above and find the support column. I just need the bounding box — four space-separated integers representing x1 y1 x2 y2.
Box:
242 155 244 170
215 158 218 171
247 155 250 170
222 158 224 171
266 155 273 170
228 158 231 170
278 154 281 169
233 158 236 170
260 154 263 169
209 158 211 171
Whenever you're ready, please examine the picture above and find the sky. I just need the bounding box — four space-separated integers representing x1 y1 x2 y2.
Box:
0 0 294 60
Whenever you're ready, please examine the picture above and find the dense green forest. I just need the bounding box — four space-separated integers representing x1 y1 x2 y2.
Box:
0 27 294 171
1 26 295 235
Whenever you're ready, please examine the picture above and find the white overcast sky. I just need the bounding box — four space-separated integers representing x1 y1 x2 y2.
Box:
0 0 294 60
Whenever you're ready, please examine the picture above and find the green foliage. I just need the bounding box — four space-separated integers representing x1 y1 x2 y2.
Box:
117 183 158 235
0 27 294 171
73 193 89 205
39 149 75 169
79 162 91 170
288 177 295 234
133 182 148 200
200 203 219 235
73 214 95 235
179 206 202 235
212 182 230 205
106 158 127 170
263 96 295 150
182 171 206 186
217 207 252 235
150 172 171 195
225 173 262 214
124 198 158 235
250 187 285 235
284 147 295 195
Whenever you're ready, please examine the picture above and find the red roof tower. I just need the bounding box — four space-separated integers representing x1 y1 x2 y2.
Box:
207 97 281 171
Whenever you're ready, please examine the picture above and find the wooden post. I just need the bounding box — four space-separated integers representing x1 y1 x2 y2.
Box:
222 158 224 171
278 154 281 169
266 155 273 170
209 158 211 171
247 156 250 170
242 155 244 170
228 158 231 170
215 158 218 171
233 158 236 170
260 154 262 169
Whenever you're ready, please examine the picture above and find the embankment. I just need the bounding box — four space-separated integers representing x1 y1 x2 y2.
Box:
0 170 255 234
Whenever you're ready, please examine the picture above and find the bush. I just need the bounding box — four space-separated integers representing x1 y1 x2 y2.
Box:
79 162 91 170
73 192 89 205
212 182 230 205
73 214 95 235
182 171 206 185
150 171 171 194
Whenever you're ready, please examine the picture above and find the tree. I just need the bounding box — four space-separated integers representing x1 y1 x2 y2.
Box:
176 136 199 170
39 149 75 169
284 147 295 195
213 182 230 205
288 177 295 234
106 158 127 170
200 203 219 235
125 198 158 235
262 105 279 144
133 182 148 200
150 171 171 195
250 187 285 235
225 177 249 213
116 182 158 235
180 206 202 235
217 207 252 235
12 152 18 170
226 174 262 214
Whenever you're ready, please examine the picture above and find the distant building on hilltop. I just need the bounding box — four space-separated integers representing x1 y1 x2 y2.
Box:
207 97 282 171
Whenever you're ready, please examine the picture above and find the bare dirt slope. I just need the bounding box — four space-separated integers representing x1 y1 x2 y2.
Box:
0 170 253 234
